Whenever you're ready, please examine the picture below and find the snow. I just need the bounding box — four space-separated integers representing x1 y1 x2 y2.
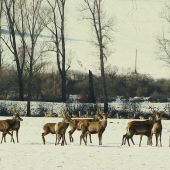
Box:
0 116 170 170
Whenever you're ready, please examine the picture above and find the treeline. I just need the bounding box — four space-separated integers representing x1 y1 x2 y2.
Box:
0 66 170 103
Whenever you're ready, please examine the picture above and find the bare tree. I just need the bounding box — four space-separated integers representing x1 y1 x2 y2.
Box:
0 1 3 75
80 0 115 113
156 4 170 66
15 0 49 116
2 0 25 100
105 65 118 86
45 0 70 102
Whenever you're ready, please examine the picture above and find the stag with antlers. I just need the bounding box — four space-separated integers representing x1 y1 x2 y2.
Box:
2 105 25 143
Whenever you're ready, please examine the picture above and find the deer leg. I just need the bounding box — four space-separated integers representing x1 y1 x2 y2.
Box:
64 134 67 145
84 133 90 143
80 131 87 145
139 136 142 147
2 131 14 144
121 134 126 146
155 134 158 146
70 135 74 142
80 134 86 145
123 137 126 145
80 135 82 145
57 134 66 145
65 138 67 145
131 137 135 145
61 134 65 146
68 130 73 142
121 134 125 146
80 125 87 145
160 133 162 147
147 137 149 145
89 133 92 143
2 132 7 143
98 133 102 145
1 132 5 144
10 131 14 142
127 138 130 146
16 130 19 143
147 136 152 146
7 131 14 143
57 134 60 145
68 129 75 143
55 134 58 146
85 134 87 143
42 132 48 145
68 130 72 142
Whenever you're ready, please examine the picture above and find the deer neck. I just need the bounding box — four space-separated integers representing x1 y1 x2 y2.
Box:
94 115 99 121
154 119 161 124
101 118 107 128
10 117 18 126
62 118 66 125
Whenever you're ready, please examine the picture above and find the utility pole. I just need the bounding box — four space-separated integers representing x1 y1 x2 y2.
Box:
134 49 137 75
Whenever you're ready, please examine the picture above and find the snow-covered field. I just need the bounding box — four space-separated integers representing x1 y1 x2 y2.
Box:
0 116 170 170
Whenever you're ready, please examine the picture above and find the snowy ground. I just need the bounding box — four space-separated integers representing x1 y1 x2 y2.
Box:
0 116 170 170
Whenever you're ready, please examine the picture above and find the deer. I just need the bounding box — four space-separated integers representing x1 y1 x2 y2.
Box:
54 114 72 146
121 112 162 147
139 115 145 120
58 112 65 118
121 115 156 147
44 113 56 117
71 113 78 118
42 113 72 146
3 105 25 143
147 107 163 146
68 111 102 143
0 113 23 144
148 112 162 146
80 112 108 145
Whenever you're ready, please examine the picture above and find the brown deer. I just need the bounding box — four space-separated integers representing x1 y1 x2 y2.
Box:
68 112 102 143
44 113 56 117
54 114 72 146
58 112 65 118
149 112 162 146
71 113 78 118
121 115 155 147
122 113 162 147
0 113 23 144
147 107 163 146
139 115 145 120
3 106 25 143
80 113 108 145
42 113 72 145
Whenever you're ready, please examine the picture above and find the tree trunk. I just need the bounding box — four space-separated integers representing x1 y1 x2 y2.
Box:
88 70 96 103
18 74 24 101
27 75 32 117
61 73 66 102
0 28 1 75
100 53 108 113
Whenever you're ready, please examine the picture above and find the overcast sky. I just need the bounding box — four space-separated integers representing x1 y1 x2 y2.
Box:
2 0 170 79
65 0 170 79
